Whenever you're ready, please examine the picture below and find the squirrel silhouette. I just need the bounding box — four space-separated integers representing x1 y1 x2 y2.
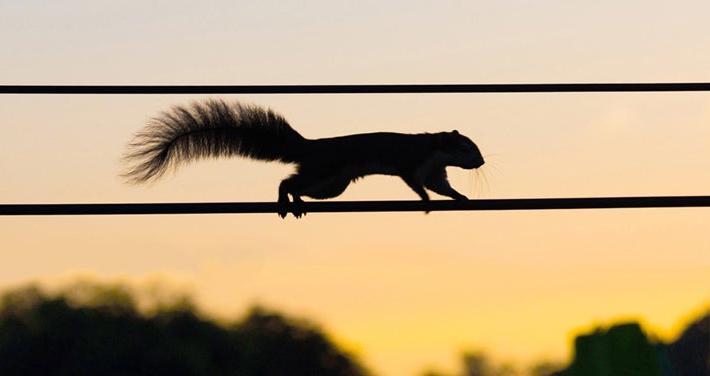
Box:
123 99 485 218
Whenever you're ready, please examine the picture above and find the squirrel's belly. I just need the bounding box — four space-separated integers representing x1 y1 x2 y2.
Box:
343 163 400 179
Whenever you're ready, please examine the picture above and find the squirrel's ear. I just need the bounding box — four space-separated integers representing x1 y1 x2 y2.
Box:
452 129 460 135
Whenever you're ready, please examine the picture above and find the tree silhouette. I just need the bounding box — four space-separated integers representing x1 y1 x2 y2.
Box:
664 312 709 376
552 314 709 376
0 283 369 376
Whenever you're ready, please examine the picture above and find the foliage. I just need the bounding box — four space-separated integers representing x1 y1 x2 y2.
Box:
0 283 369 376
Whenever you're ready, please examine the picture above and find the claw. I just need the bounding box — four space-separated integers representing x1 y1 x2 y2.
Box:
277 202 289 219
291 196 306 219
291 205 306 219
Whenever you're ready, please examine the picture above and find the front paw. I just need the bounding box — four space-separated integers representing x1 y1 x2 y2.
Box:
421 198 431 214
455 194 469 201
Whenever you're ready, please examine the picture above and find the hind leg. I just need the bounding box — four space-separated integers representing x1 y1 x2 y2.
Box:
278 173 309 218
277 172 351 218
301 176 351 200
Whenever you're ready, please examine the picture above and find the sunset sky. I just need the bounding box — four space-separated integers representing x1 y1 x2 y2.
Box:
2 1 710 374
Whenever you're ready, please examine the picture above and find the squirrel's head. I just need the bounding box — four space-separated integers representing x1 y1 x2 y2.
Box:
437 130 484 169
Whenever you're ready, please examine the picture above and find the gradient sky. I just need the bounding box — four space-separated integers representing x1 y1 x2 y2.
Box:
2 1 710 374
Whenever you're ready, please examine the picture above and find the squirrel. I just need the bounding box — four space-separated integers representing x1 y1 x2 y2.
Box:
122 99 485 218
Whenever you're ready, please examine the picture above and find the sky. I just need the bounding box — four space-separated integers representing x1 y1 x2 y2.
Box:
2 1 710 374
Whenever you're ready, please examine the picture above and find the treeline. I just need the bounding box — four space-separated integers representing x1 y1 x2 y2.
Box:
0 282 707 376
0 282 369 376
422 311 709 376
554 313 709 376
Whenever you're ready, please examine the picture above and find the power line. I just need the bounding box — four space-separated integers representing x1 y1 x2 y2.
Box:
2 82 710 94
2 196 710 216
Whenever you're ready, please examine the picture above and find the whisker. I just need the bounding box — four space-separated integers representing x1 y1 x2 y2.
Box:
469 170 474 197
471 169 481 198
474 169 483 198
482 159 502 177
481 168 491 195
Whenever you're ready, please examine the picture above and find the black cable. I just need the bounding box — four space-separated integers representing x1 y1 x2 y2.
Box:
2 196 710 216
2 82 710 94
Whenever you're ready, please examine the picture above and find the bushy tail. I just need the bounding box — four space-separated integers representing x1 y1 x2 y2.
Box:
122 99 306 183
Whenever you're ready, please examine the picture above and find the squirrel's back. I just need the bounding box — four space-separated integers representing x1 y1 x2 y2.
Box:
303 132 437 170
